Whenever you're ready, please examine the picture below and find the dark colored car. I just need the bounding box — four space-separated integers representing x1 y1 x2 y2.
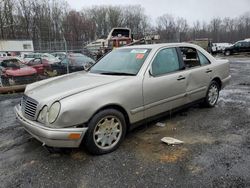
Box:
0 57 38 86
51 53 95 75
224 40 250 56
51 52 67 60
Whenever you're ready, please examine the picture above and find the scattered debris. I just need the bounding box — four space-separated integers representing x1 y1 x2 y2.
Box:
156 122 166 127
161 137 184 145
239 82 250 86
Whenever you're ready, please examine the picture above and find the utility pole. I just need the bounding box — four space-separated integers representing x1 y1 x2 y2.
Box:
63 36 69 74
60 24 69 74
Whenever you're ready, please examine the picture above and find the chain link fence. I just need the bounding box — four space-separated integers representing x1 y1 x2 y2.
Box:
0 40 97 92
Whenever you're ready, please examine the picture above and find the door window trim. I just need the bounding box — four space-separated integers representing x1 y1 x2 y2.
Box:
197 50 211 66
148 47 184 78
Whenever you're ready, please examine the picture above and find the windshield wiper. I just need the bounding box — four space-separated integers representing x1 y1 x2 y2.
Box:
99 72 136 76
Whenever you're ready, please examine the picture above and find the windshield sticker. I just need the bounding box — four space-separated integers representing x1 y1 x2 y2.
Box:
136 54 145 59
130 49 147 54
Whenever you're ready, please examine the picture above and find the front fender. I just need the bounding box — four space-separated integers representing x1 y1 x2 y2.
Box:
53 77 143 128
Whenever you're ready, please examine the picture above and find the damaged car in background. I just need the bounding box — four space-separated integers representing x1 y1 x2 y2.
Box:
14 43 231 155
0 57 38 87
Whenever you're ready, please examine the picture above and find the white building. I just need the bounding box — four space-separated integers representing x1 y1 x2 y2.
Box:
0 40 34 52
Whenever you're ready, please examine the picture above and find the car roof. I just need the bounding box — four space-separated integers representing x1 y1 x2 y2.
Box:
51 52 66 54
121 43 201 50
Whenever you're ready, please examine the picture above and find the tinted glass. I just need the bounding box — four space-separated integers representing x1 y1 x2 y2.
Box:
235 42 242 47
151 48 180 76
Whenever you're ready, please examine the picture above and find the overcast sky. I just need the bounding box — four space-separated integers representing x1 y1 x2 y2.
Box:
66 0 250 25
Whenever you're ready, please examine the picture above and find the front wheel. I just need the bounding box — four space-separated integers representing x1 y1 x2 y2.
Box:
1 77 9 87
84 109 127 155
203 81 220 107
225 50 231 56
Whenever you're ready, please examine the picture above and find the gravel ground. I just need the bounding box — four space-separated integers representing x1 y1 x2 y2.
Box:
0 57 250 188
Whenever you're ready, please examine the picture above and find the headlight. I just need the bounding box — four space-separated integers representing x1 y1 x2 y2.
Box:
48 102 61 124
37 106 48 123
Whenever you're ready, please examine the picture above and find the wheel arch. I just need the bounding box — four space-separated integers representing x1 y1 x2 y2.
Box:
89 104 131 131
211 77 222 90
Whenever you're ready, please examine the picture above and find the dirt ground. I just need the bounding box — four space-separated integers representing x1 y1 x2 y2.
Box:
0 56 250 188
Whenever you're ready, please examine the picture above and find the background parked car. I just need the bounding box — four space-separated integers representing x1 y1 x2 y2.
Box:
212 43 232 54
51 53 95 75
0 57 37 86
51 52 67 60
25 58 51 77
23 53 60 64
224 40 250 56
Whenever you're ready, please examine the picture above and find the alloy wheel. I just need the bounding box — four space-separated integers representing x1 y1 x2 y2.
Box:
93 116 122 150
208 84 219 106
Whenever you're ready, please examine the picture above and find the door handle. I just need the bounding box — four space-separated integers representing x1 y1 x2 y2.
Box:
177 75 186 81
206 69 212 73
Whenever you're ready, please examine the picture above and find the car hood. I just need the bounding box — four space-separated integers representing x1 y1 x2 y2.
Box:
225 45 234 50
25 72 126 102
6 67 37 76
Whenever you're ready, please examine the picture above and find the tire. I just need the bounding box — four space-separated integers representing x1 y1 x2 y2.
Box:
203 81 220 107
84 109 127 155
225 50 231 56
1 77 9 87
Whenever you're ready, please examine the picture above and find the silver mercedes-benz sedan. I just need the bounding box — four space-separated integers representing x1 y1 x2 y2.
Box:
15 43 231 154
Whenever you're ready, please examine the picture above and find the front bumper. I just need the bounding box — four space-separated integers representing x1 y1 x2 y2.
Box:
14 105 88 148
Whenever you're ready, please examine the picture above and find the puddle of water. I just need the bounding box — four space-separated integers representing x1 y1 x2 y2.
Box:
70 151 87 161
160 147 188 163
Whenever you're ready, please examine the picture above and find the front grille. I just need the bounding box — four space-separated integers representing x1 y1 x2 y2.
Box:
21 95 38 120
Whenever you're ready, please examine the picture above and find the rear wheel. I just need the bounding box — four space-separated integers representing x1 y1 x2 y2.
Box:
203 81 220 107
84 109 126 155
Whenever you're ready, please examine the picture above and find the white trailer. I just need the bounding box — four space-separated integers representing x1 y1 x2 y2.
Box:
0 40 34 52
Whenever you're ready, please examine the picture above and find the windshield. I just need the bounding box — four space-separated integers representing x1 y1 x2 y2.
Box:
90 48 151 75
1 59 26 68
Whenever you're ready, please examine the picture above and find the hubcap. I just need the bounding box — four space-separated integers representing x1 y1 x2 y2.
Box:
208 84 219 106
93 116 122 150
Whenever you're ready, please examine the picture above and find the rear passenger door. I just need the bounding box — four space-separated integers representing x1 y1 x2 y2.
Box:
179 47 212 102
242 42 250 53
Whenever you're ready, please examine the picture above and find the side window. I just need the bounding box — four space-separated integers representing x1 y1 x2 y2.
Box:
29 59 42 65
180 47 200 68
235 42 242 48
197 51 210 65
151 48 180 76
